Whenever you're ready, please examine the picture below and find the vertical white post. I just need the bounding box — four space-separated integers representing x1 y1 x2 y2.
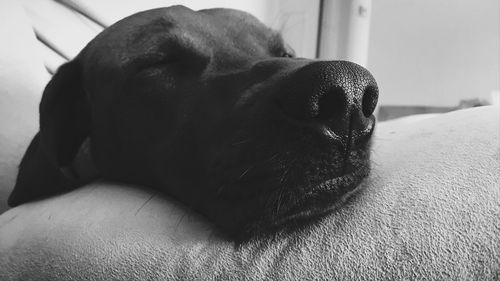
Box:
318 0 372 67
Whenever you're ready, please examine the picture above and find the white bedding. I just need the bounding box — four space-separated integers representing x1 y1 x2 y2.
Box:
0 1 499 279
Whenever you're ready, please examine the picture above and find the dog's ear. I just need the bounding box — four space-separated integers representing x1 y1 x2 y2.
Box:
8 60 97 207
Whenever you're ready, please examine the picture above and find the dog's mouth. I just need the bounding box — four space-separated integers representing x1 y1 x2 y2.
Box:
209 156 372 237
305 164 369 196
269 164 370 227
202 113 375 237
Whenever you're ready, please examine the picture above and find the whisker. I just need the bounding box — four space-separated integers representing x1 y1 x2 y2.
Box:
231 139 252 146
238 166 253 180
273 181 287 217
279 167 290 184
267 153 280 162
175 211 187 230
135 193 156 216
216 183 227 195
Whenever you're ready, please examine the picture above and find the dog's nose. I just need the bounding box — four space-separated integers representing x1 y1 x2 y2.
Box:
277 61 378 144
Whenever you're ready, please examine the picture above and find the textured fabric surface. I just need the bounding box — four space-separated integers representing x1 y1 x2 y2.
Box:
1 106 498 280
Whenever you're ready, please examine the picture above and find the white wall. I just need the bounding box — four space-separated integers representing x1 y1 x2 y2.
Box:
367 0 500 106
318 0 373 67
268 0 320 58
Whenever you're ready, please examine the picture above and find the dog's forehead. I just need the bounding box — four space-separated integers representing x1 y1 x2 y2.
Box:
84 6 281 67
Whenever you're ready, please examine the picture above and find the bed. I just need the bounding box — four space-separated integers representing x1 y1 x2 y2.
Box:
1 1 499 280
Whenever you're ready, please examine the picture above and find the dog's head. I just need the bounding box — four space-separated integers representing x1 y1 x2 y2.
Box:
9 6 378 238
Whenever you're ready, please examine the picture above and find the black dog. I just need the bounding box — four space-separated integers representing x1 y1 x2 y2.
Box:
8 6 378 237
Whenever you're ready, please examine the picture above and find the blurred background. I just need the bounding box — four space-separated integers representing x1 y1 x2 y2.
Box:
16 0 500 120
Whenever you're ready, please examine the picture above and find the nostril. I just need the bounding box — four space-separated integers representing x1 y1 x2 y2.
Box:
315 86 347 121
361 85 379 117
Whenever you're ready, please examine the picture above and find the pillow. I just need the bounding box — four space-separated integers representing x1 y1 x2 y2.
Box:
1 106 498 280
0 0 50 213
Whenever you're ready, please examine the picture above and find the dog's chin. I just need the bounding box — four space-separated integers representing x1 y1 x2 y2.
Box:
276 170 368 225
228 164 370 239
270 165 369 227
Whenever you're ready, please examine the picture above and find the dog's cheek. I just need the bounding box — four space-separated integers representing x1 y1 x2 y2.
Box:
94 72 192 182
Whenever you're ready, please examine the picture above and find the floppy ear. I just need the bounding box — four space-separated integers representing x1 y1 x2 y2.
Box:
8 60 97 207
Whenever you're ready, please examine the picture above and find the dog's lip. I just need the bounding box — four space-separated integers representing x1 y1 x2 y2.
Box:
305 166 369 196
270 165 370 225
